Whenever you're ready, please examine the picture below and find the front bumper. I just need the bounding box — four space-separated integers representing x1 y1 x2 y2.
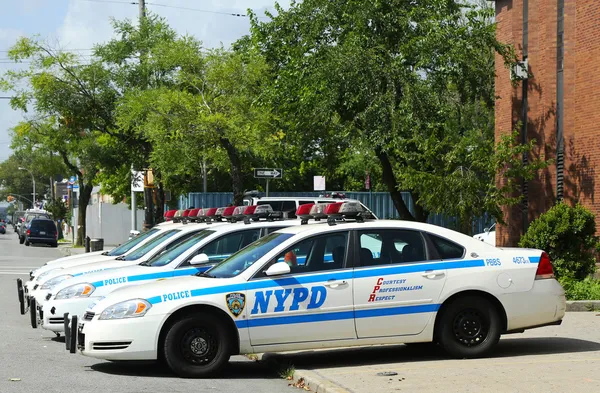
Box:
42 297 98 333
80 314 165 361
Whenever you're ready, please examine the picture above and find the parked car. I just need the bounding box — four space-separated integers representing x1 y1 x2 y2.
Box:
25 218 58 248
19 209 52 244
0 222 6 234
473 223 496 247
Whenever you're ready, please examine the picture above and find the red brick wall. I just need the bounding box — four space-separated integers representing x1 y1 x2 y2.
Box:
495 0 600 246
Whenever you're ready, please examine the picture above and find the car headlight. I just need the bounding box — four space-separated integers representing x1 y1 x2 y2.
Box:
54 283 96 300
99 299 151 320
40 274 73 290
36 268 61 281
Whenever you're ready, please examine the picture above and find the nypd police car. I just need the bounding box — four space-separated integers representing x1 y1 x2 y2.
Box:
18 225 171 315
44 219 310 335
27 221 220 328
76 202 565 378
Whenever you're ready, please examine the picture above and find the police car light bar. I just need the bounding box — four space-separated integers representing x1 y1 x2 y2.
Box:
187 208 201 222
296 204 315 225
163 209 177 221
242 204 277 224
325 201 366 225
215 206 236 221
172 210 185 223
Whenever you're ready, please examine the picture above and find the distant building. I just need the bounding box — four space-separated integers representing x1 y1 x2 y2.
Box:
494 0 600 246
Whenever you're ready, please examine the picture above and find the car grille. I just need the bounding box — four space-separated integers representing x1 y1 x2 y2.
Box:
83 312 95 321
33 284 39 290
92 341 132 351
49 317 64 324
45 293 52 301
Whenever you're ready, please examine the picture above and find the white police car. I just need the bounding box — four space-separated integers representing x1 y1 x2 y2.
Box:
28 221 219 328
18 225 170 315
44 219 309 336
76 202 565 378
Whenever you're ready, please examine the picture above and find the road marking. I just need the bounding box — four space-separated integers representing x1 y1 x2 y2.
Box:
0 266 42 269
0 272 32 275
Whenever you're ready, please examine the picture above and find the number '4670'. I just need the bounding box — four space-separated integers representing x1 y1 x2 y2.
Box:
486 258 501 266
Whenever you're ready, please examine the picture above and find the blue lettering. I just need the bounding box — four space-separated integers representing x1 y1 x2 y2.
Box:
162 290 191 302
289 287 309 311
251 290 273 315
273 288 292 312
307 286 327 309
103 277 128 286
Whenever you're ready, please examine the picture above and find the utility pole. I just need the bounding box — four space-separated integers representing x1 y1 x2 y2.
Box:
139 0 155 230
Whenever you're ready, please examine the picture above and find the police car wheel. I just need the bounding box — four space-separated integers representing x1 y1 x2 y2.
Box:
30 297 38 329
163 314 231 378
437 295 500 359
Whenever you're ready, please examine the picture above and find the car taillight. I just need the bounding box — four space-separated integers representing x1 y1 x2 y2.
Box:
535 252 555 279
27 229 31 235
54 232 58 239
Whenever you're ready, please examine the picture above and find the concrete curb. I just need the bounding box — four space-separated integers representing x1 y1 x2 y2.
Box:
566 300 600 311
257 353 351 393
292 369 352 393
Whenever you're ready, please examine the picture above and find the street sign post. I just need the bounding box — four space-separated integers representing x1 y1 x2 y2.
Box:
253 168 283 197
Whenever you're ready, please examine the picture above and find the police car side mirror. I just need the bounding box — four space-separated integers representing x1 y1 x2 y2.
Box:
190 253 210 266
265 262 291 277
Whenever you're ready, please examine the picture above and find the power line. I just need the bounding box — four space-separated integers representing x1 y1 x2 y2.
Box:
80 0 255 18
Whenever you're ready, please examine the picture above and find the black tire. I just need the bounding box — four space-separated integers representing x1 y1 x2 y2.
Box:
25 240 30 246
50 242 58 248
436 295 501 359
163 314 231 378
19 235 25 244
30 297 38 329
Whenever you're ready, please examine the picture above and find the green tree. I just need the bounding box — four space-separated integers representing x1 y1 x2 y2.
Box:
248 0 537 230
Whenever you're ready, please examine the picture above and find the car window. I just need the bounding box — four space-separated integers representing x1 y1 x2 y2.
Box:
181 229 262 267
143 230 214 267
428 234 465 259
207 233 294 278
260 232 349 276
121 229 180 261
106 228 160 256
357 230 428 267
32 220 56 232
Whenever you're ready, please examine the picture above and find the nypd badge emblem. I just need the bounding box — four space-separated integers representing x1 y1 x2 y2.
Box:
226 293 245 317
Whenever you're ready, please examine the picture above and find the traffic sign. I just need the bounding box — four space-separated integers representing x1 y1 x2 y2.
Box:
68 176 76 185
254 168 283 179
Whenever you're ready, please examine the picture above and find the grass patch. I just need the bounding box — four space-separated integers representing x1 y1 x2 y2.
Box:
559 277 600 300
278 363 295 380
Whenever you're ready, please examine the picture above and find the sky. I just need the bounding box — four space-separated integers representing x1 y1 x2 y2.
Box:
0 0 288 161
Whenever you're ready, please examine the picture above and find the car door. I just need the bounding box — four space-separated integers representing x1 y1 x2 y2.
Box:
246 231 355 346
352 229 448 338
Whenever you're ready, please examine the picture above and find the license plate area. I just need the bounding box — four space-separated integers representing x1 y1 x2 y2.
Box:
39 231 46 235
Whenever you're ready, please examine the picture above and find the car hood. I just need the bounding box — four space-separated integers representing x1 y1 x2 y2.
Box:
45 250 108 266
89 275 237 313
38 258 140 286
34 255 115 279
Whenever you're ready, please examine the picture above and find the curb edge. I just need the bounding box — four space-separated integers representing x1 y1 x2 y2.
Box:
292 369 352 393
566 300 600 311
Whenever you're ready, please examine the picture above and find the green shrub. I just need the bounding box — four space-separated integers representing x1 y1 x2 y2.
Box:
559 277 600 301
519 202 600 280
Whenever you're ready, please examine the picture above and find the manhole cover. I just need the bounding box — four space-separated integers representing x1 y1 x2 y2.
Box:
377 371 398 377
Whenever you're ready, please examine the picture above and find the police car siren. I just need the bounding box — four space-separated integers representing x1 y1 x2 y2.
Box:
163 209 177 221
214 206 236 221
172 209 185 223
296 201 367 225
197 207 218 223
186 208 201 223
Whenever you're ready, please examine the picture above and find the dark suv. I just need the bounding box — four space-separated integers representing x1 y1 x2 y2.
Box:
25 218 58 247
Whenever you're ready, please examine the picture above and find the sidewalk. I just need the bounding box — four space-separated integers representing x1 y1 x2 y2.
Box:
261 312 600 393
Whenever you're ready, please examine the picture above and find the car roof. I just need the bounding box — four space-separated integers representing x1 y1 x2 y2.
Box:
273 219 485 245
177 219 313 234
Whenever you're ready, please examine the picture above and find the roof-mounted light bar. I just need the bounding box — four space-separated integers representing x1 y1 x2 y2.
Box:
295 201 368 225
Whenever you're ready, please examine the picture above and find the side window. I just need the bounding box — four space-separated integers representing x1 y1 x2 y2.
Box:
357 230 427 267
183 229 262 267
428 234 465 259
258 232 349 277
281 201 297 218
164 231 198 251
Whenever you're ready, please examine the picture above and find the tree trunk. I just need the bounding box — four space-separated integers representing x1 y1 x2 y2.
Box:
76 181 93 247
411 192 429 223
219 136 244 205
374 147 415 221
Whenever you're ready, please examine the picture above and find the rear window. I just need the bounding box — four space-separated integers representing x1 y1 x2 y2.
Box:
32 220 56 231
428 234 465 259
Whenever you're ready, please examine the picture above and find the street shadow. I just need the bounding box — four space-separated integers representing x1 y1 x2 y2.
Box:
262 336 600 370
89 357 281 380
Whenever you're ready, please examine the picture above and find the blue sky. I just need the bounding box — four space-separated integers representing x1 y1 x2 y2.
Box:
0 0 288 161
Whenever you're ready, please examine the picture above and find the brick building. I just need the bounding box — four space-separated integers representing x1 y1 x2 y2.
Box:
494 0 600 246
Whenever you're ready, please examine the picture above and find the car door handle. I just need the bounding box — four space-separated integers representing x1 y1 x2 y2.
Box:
325 279 348 288
421 271 445 279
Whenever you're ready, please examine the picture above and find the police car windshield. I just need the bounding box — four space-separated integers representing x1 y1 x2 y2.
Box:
121 230 180 261
205 233 293 278
106 228 160 256
142 230 214 267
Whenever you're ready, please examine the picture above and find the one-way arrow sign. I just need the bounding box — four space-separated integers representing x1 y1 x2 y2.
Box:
254 168 283 179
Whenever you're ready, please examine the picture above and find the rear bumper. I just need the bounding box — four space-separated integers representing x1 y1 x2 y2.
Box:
501 278 566 331
27 236 56 243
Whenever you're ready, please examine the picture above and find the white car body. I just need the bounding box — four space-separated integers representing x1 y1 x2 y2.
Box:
473 224 496 247
42 220 307 332
23 226 174 298
79 220 565 373
29 223 216 311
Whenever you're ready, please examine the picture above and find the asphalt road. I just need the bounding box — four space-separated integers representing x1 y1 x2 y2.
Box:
0 232 289 393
